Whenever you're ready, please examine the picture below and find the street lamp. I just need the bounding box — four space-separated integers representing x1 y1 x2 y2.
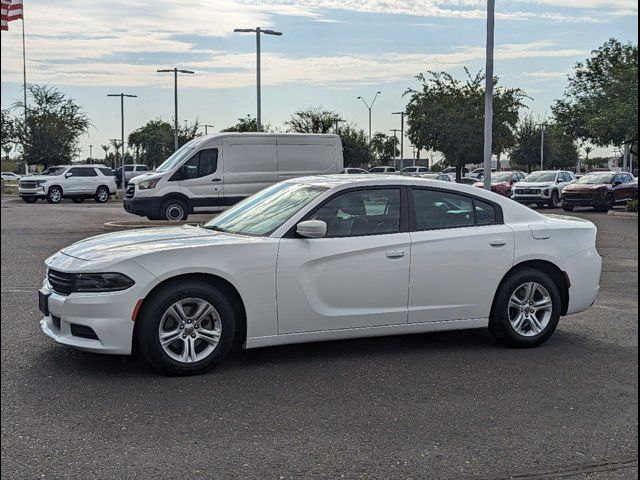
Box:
357 91 381 144
482 0 495 190
392 111 406 170
334 118 345 135
389 129 400 169
234 27 283 132
203 124 215 135
107 93 137 174
157 67 195 151
88 145 93 162
537 122 546 171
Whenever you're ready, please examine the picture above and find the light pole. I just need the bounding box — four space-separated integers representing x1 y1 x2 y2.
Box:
537 123 546 171
334 118 345 135
392 111 406 170
88 145 93 162
107 93 137 174
234 27 283 132
357 91 381 144
203 124 215 135
157 68 195 151
483 0 495 190
389 129 400 169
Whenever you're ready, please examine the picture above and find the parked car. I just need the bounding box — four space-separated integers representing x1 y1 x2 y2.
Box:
468 168 496 179
1 172 22 182
420 173 452 182
18 165 117 204
473 171 526 197
124 133 344 221
562 171 638 212
401 166 430 176
115 164 149 188
456 177 478 185
38 175 602 375
512 170 577 209
442 166 470 176
369 166 397 174
342 168 369 174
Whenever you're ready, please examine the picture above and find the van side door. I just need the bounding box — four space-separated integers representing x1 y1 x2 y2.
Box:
172 148 221 210
222 137 277 205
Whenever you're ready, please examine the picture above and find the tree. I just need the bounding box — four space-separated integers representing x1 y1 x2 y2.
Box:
221 115 265 133
1 108 16 151
369 132 399 163
128 119 175 168
12 85 91 168
101 144 110 161
177 118 200 147
552 38 638 157
405 69 527 180
285 107 341 134
339 124 372 168
2 144 12 160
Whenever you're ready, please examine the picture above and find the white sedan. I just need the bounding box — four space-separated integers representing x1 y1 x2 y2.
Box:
39 175 602 375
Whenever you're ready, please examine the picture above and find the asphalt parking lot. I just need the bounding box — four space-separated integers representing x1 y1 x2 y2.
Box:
1 196 637 479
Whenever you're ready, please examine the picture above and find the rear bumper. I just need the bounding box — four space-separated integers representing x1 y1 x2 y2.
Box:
561 248 602 315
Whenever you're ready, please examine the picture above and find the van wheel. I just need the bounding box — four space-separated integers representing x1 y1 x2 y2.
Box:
46 186 63 204
161 198 189 221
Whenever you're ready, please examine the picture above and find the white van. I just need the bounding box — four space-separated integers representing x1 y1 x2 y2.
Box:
124 133 344 220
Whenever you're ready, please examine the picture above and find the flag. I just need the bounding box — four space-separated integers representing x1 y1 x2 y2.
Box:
1 0 23 31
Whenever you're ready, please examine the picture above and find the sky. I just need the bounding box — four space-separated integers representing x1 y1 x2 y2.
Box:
1 0 638 162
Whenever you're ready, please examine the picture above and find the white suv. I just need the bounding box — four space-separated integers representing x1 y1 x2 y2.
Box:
18 165 117 204
512 170 577 208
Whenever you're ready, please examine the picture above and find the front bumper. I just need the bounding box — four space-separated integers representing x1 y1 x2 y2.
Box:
39 280 145 355
19 186 47 198
561 193 605 208
123 196 162 218
512 189 552 203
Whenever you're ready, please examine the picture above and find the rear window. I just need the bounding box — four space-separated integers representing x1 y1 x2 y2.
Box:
137 165 149 171
98 168 113 176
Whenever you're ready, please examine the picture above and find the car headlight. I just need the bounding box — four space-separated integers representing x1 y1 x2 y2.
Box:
75 273 135 292
543 188 549 196
138 178 160 190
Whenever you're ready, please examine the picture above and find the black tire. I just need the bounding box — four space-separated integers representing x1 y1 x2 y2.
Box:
136 280 237 375
94 186 110 203
71 198 85 203
22 197 37 204
548 190 559 209
536 203 544 209
596 193 614 212
489 268 562 348
562 205 574 212
160 198 189 221
46 186 63 204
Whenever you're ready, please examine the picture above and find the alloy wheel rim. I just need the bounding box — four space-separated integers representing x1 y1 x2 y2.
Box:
50 189 61 202
98 189 108 201
508 282 553 337
158 298 222 364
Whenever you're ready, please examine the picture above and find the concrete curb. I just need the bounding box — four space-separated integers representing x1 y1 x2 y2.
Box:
103 220 199 231
607 210 638 218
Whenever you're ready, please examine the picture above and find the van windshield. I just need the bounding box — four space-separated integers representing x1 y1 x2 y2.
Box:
156 139 199 173
203 182 328 236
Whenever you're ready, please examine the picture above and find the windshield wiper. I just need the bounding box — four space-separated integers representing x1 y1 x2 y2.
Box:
202 225 228 233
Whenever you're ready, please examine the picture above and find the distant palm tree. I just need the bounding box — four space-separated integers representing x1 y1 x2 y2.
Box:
2 145 12 161
583 145 594 160
101 144 110 160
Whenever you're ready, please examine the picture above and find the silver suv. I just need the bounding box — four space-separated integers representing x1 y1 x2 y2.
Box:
18 164 117 204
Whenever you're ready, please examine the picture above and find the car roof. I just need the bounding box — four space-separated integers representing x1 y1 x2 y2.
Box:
54 164 107 168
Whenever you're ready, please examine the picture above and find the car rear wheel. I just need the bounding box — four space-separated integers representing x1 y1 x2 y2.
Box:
94 186 110 203
160 198 189 221
137 280 237 375
22 197 37 204
562 205 574 212
489 268 561 348
46 186 63 204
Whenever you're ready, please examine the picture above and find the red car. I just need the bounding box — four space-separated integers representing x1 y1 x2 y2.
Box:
562 171 638 212
474 171 526 197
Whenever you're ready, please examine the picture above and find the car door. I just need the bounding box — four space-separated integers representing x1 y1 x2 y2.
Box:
622 174 637 200
276 187 410 334
174 148 221 210
611 174 627 202
408 188 515 323
66 167 95 194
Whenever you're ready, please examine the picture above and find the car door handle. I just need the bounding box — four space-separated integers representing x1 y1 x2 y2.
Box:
489 239 507 247
386 250 405 259
211 178 221 182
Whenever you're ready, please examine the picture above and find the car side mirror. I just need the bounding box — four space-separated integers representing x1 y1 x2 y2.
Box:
614 181 623 186
65 173 73 178
296 220 327 238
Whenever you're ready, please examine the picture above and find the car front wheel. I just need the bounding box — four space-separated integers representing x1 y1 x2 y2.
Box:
136 280 237 375
22 197 37 204
548 190 559 208
489 268 561 348
46 186 63 204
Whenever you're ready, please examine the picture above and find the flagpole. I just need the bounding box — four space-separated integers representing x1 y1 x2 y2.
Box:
21 13 28 175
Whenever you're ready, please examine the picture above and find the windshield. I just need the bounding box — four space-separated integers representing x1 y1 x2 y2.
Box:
492 173 512 183
421 174 440 179
403 168 417 172
523 172 557 182
203 182 329 236
369 167 387 173
156 139 199 172
576 173 614 184
40 167 66 176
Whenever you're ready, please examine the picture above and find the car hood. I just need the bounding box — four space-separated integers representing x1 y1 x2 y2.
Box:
56 225 260 263
515 182 555 188
129 172 165 184
20 174 56 182
564 183 608 191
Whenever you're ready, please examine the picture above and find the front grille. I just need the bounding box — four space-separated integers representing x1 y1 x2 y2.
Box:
70 324 99 340
125 184 135 199
564 193 593 201
516 188 541 195
52 316 61 331
20 181 39 189
47 269 75 295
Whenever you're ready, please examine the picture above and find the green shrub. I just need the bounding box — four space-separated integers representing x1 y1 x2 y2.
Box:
627 199 638 213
